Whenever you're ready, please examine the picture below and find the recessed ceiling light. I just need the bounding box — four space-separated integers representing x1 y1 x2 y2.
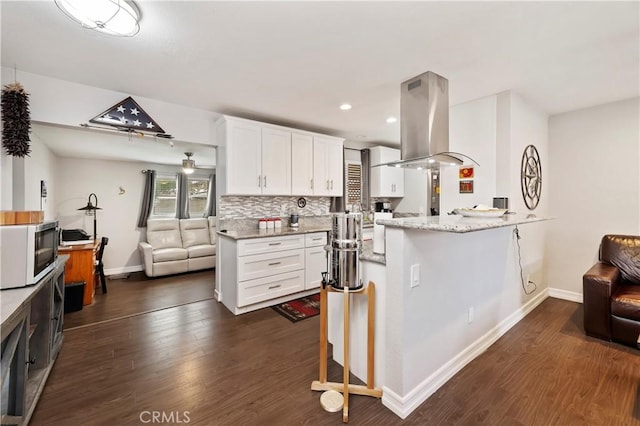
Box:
339 103 352 111
357 135 366 139
386 117 397 123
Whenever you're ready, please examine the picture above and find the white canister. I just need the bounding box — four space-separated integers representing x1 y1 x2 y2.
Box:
267 218 274 229
373 212 392 254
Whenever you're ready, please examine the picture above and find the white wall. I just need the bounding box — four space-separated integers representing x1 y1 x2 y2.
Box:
1 150 12 210
506 93 549 216
505 93 550 287
441 95 498 214
0 68 219 146
56 157 150 274
546 98 640 296
394 169 428 214
55 156 214 275
21 133 58 220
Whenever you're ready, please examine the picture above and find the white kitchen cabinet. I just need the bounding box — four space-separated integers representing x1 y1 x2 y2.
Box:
218 231 328 315
313 136 344 196
235 234 305 308
261 127 291 195
291 133 314 195
220 118 291 196
304 232 327 290
217 116 343 197
370 146 405 197
225 119 262 195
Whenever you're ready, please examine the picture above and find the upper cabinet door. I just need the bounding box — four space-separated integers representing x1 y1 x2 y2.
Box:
313 136 344 196
227 120 262 195
291 133 314 196
326 138 344 196
313 138 329 196
261 128 292 195
370 146 404 197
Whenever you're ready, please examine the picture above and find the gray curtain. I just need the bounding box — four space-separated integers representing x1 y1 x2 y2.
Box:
176 173 190 219
137 170 156 227
203 174 216 217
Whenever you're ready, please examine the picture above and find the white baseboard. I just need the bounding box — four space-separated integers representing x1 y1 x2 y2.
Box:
382 288 549 419
104 265 143 276
548 287 583 303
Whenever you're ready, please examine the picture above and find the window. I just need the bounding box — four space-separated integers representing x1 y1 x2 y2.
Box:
150 174 211 218
188 178 210 217
152 175 177 217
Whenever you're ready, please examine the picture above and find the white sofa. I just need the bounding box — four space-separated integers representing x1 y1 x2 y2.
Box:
139 217 216 277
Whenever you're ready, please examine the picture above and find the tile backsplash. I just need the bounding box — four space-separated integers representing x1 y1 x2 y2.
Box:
218 195 331 219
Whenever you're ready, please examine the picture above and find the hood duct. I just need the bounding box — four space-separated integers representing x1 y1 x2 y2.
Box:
376 71 478 169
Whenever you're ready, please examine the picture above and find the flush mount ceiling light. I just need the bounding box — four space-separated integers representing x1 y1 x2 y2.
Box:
339 103 352 111
54 0 141 37
182 152 195 174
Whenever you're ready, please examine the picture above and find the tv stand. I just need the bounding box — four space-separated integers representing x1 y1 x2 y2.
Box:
1 256 67 426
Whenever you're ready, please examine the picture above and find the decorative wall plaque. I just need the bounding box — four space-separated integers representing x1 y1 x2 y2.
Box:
520 145 541 210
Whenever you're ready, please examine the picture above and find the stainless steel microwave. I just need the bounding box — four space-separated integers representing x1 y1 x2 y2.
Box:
0 221 59 289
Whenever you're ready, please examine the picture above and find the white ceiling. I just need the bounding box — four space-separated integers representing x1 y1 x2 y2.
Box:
2 1 639 160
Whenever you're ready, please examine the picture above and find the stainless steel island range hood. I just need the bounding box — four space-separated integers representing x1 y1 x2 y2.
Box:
377 71 478 169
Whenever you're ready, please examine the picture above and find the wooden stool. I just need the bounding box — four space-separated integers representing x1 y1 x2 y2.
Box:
311 281 382 423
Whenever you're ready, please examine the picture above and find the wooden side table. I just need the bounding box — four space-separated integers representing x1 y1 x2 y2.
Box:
58 240 100 306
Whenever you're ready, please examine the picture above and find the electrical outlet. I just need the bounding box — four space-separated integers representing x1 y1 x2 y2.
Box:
468 306 474 324
410 264 420 288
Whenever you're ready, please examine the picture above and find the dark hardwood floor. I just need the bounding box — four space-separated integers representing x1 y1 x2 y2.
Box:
63 270 215 329
33 290 640 425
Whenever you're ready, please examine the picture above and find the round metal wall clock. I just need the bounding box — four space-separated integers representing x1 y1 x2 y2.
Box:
521 145 542 210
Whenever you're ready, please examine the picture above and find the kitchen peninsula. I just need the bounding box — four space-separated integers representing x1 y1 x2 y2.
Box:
329 213 550 419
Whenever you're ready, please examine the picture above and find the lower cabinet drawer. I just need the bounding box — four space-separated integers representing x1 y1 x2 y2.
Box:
238 270 304 307
237 249 304 281
305 232 327 247
238 234 305 256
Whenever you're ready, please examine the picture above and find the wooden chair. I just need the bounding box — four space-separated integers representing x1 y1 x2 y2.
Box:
96 237 109 294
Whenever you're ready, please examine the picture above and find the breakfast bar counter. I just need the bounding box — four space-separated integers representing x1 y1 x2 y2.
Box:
376 213 549 233
329 212 552 419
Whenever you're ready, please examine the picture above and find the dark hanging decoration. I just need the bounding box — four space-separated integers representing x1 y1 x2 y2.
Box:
1 82 32 157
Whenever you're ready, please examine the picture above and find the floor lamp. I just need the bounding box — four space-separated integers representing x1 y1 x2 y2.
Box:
77 193 102 240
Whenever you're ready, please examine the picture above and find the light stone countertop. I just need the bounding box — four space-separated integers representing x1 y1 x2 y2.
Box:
217 224 385 263
377 213 551 233
1 255 68 326
217 224 331 240
360 240 385 265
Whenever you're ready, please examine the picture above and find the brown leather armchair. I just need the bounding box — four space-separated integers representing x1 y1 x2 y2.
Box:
583 235 640 348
